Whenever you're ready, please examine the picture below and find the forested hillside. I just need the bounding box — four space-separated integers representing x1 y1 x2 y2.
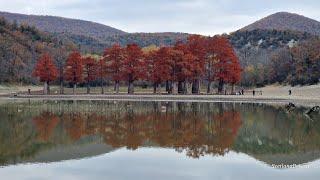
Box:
241 12 320 36
269 38 320 86
1 11 319 87
57 32 190 54
0 11 126 40
104 33 189 47
0 11 190 54
0 17 76 83
229 29 316 86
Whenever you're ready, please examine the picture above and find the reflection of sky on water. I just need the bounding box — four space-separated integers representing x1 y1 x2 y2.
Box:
1 148 319 180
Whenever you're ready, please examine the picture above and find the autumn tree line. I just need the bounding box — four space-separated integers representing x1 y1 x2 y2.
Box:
240 37 320 87
31 110 241 157
269 39 320 86
33 35 242 95
0 17 78 83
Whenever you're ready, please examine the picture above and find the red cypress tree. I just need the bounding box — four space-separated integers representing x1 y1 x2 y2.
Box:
145 50 159 93
104 44 125 94
155 47 173 94
145 49 171 93
64 51 83 94
83 56 98 94
174 42 198 94
186 35 206 94
167 48 184 94
32 53 58 95
97 57 108 94
122 44 145 94
227 53 242 94
207 36 242 94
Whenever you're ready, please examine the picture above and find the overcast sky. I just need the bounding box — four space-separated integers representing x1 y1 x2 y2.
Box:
0 0 320 35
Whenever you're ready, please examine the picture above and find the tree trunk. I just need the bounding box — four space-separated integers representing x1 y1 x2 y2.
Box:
47 81 50 95
156 84 161 94
231 83 235 95
192 79 201 94
73 84 77 95
114 81 120 94
101 79 104 94
207 81 212 94
153 83 158 94
178 81 184 94
86 83 90 94
186 82 191 94
43 81 48 95
60 81 64 94
128 81 134 94
183 81 188 94
172 82 178 94
218 80 224 94
166 81 170 93
101 86 104 94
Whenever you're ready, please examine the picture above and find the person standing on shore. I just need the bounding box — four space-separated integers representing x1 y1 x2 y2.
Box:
253 90 255 96
289 90 292 95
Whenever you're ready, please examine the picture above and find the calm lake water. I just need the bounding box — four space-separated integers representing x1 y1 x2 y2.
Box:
0 100 319 180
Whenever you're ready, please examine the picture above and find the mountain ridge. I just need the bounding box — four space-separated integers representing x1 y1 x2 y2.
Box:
240 12 320 36
0 11 127 41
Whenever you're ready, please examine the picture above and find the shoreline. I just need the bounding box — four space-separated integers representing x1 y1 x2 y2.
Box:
2 94 319 107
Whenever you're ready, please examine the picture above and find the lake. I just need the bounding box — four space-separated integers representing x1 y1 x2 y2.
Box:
0 100 319 180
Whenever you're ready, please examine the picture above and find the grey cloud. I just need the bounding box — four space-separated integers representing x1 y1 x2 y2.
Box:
0 0 320 35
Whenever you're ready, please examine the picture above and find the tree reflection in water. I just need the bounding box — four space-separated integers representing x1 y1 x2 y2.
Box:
0 100 319 166
31 102 242 158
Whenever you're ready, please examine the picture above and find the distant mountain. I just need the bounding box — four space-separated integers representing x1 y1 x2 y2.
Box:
240 12 320 36
104 32 189 47
230 30 317 87
0 17 75 83
0 12 190 53
0 11 126 41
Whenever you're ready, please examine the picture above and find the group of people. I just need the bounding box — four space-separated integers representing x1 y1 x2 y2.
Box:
236 89 262 96
236 89 245 95
236 89 293 96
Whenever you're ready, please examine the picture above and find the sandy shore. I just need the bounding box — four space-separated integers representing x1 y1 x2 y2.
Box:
255 84 320 98
1 84 319 107
2 93 318 107
0 85 43 95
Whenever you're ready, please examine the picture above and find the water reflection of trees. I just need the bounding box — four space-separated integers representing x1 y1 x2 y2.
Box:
33 112 59 141
234 103 320 155
1 101 320 166
31 102 242 158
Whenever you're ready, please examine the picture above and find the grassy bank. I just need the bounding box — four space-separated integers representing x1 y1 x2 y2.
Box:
0 84 43 95
1 84 319 106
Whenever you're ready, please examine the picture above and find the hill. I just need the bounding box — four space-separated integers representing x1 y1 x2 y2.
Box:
0 11 126 41
0 11 189 53
229 29 316 87
229 29 314 66
56 32 190 54
104 32 189 47
0 17 76 83
240 12 320 36
1 11 318 86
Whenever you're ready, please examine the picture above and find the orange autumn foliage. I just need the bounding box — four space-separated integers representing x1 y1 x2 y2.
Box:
32 53 58 83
